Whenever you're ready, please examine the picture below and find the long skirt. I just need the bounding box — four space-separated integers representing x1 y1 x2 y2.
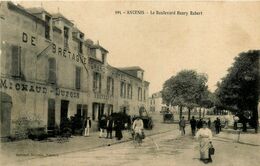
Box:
115 129 122 140
199 137 210 159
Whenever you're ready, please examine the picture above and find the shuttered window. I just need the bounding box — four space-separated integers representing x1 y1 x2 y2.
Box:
48 58 56 84
11 45 21 77
75 66 81 90
93 72 101 92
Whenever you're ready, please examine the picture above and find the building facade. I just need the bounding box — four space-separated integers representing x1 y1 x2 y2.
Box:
148 92 167 112
0 2 149 139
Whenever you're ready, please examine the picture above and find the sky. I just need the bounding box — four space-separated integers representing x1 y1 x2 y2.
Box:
17 0 260 94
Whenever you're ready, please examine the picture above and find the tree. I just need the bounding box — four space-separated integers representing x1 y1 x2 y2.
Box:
216 50 259 132
162 70 209 120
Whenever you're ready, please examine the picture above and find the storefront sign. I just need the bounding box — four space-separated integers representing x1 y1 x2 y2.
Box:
0 78 80 99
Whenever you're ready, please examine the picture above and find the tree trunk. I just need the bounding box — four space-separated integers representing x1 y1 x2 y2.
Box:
179 106 183 120
199 107 201 118
188 108 191 120
202 108 205 118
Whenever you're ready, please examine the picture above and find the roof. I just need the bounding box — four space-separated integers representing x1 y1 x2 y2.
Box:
52 13 74 26
117 66 144 71
89 44 109 53
26 7 52 16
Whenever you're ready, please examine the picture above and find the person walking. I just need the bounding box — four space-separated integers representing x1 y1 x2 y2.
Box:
208 118 211 129
233 115 239 130
114 118 123 140
106 116 114 139
99 116 107 138
196 122 213 164
179 116 186 136
83 117 91 137
132 117 144 145
190 116 197 136
197 119 203 130
214 117 221 134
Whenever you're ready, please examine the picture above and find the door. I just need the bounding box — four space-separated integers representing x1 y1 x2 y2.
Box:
60 100 69 125
47 99 55 130
0 92 12 140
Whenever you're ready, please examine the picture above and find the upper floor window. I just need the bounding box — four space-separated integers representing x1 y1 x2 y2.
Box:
144 89 146 101
107 77 114 96
75 66 81 90
11 45 21 77
64 26 69 48
120 82 127 98
127 84 132 99
79 33 84 54
45 15 51 40
48 58 56 84
138 87 142 101
79 41 83 54
93 72 101 92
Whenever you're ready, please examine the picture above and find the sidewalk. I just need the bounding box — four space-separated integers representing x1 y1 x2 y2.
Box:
0 113 177 164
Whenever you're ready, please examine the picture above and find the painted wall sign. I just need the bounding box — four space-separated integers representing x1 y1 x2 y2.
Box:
21 32 87 65
0 78 80 99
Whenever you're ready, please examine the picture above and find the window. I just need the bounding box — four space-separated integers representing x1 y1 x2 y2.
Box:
79 33 83 53
11 45 21 77
48 58 56 84
77 104 88 118
127 84 132 99
144 89 146 101
93 72 101 92
75 66 81 90
120 82 126 98
64 26 69 48
107 77 114 96
45 15 51 39
79 41 83 54
138 87 142 101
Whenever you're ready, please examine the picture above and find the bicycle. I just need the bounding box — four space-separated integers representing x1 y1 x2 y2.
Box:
133 130 143 146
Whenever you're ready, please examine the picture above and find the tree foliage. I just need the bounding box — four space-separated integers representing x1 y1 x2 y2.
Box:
215 50 259 127
161 70 210 111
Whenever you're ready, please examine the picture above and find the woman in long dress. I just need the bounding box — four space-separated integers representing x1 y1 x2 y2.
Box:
195 121 213 163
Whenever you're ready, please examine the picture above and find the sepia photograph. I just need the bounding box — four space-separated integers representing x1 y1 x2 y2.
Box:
0 0 259 166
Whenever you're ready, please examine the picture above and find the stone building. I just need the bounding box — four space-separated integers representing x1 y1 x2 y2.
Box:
0 2 149 139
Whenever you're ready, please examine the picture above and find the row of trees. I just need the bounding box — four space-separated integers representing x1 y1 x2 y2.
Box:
161 50 259 131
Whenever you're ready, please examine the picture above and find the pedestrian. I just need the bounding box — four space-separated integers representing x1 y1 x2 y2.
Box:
190 116 197 136
207 118 211 129
106 116 114 139
114 118 123 140
83 117 91 137
233 115 239 130
195 121 213 164
214 117 221 134
197 118 203 130
99 115 107 138
133 116 144 145
179 116 186 136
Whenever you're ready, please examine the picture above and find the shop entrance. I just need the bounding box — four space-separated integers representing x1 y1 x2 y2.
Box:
0 92 12 141
60 100 69 125
92 103 105 121
47 99 55 131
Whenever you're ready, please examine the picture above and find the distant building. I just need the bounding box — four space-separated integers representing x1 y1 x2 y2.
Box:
148 92 168 112
0 2 149 140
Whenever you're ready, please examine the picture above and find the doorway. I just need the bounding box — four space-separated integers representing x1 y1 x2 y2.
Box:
47 99 55 131
0 92 12 141
60 100 69 125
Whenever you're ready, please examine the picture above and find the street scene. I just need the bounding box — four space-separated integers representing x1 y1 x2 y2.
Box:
0 1 260 166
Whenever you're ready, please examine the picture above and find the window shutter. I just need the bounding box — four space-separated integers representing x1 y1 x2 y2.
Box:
11 45 21 77
75 67 81 89
48 58 56 84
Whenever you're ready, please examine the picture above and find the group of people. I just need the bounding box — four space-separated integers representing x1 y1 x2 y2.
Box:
179 116 216 164
82 115 144 142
